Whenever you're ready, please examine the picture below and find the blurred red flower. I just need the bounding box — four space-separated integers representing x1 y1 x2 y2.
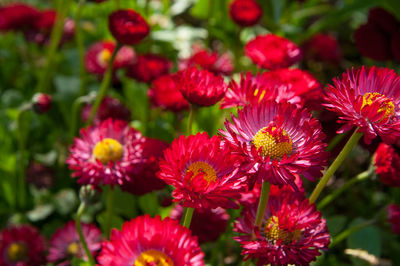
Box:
229 0 262 27
302 33 342 64
126 54 172 83
81 96 131 124
374 143 400 187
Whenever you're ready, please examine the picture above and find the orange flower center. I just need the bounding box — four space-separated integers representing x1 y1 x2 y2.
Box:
252 126 293 159
92 138 123 164
66 242 80 256
186 161 217 184
264 216 301 244
361 92 395 121
7 242 27 263
97 49 112 67
134 250 174 266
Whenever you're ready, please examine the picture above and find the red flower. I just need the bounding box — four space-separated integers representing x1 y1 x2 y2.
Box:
32 93 52 114
0 3 38 31
229 0 262 27
387 204 400 235
158 132 246 209
221 101 328 190
97 215 204 266
26 162 54 189
0 225 46 266
85 41 135 76
374 143 400 187
234 189 330 265
175 67 227 107
47 221 102 265
66 119 145 186
170 205 229 244
324 66 400 144
81 96 131 124
302 33 342 64
120 137 169 195
148 74 190 112
126 54 172 83
108 9 149 45
245 34 302 70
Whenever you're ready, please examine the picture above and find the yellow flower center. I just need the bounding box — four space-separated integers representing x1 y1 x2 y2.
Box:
186 161 217 184
97 49 112 68
92 138 123 164
264 216 301 244
66 242 80 256
134 250 174 266
361 92 395 122
7 242 27 263
252 126 293 159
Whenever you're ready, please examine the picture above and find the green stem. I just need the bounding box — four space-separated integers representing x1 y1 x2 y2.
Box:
317 169 372 209
330 219 376 248
309 129 363 203
69 96 88 141
105 187 115 239
326 131 349 152
75 203 95 265
75 0 87 96
182 207 194 228
186 105 197 136
253 182 271 237
35 0 70 92
87 43 122 125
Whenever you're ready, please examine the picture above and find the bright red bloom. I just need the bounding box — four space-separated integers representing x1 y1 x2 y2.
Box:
47 221 102 265
175 67 227 107
374 143 400 187
81 96 131 124
66 119 145 186
0 225 46 266
85 41 135 76
97 215 204 266
221 101 328 190
324 66 400 144
234 189 330 265
120 137 169 195
387 204 400 235
158 132 246 209
179 47 234 75
0 3 38 31
170 205 229 244
126 54 172 83
148 74 190 112
32 93 52 114
229 0 262 27
245 34 302 70
108 9 149 45
302 33 342 64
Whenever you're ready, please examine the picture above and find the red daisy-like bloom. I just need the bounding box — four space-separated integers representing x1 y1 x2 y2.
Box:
97 215 204 266
170 204 229 244
373 143 400 187
81 96 131 124
220 101 328 189
85 41 135 76
0 3 38 32
387 204 400 235
126 54 172 83
47 221 102 265
148 74 190 112
324 66 400 144
229 0 262 27
120 137 169 196
0 225 46 266
108 9 149 45
32 93 52 114
158 132 246 209
245 34 302 70
66 119 145 186
175 67 227 107
234 189 330 265
302 33 342 64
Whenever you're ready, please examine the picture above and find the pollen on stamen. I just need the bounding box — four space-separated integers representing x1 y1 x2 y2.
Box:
186 161 217 184
361 92 395 122
252 126 293 159
264 216 301 244
92 138 123 164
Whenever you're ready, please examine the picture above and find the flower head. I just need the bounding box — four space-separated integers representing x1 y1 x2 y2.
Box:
0 225 46 266
302 33 342 64
47 221 102 265
97 215 204 266
387 204 400 235
221 101 328 189
81 96 131 124
324 66 400 144
245 34 302 70
0 3 38 31
108 9 149 45
66 119 145 186
158 132 246 209
127 54 172 83
175 67 227 107
32 93 52 114
374 143 400 187
229 0 262 27
234 189 330 265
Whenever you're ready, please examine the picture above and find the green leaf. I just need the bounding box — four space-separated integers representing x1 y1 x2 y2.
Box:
113 187 138 218
97 211 125 233
26 204 54 222
191 0 210 19
54 189 78 215
326 215 347 237
71 257 92 266
138 192 160 216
